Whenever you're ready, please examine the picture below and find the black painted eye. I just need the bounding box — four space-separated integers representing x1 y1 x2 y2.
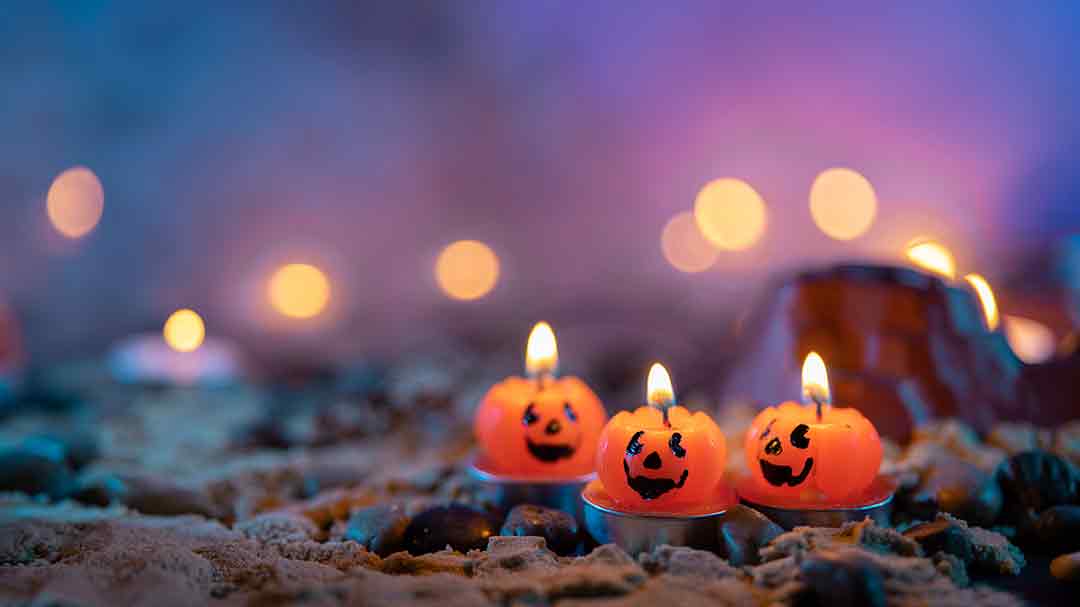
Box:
669 432 686 458
790 424 811 449
563 402 578 422
765 437 782 455
522 403 539 426
626 430 644 456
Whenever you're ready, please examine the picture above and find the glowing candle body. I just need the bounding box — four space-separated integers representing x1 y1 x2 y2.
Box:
595 364 727 513
474 323 607 478
743 352 882 504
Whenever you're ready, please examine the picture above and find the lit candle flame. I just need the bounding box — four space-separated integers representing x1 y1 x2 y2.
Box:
905 238 956 280
646 362 675 407
801 351 831 414
964 273 999 331
525 321 558 377
647 362 675 426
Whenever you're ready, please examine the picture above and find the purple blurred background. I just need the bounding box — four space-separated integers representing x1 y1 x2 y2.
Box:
2 1 1080 367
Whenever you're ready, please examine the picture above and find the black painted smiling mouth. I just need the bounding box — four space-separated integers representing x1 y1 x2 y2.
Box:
526 439 577 462
759 457 814 487
623 460 688 499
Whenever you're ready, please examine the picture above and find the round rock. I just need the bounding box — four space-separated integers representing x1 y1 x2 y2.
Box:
907 455 1002 526
903 518 973 562
995 450 1079 524
403 504 498 554
800 549 886 607
1029 505 1080 554
499 504 579 555
717 504 784 566
346 504 412 556
0 446 73 500
1051 551 1080 581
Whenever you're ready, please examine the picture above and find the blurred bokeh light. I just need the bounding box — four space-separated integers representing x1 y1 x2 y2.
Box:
45 167 104 239
268 264 331 319
435 240 500 301
660 211 719 273
809 168 877 241
1003 315 1055 363
163 308 206 353
905 238 957 280
693 178 767 251
964 273 1000 331
0 3 1079 362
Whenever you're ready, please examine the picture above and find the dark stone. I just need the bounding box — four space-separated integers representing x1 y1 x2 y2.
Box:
0 446 73 500
345 504 411 557
716 504 783 566
1028 506 1080 554
403 504 499 554
1051 552 1080 581
232 418 292 450
499 504 579 555
800 549 886 607
69 473 127 507
25 429 100 471
995 451 1079 525
906 456 1002 526
903 518 973 562
120 474 224 519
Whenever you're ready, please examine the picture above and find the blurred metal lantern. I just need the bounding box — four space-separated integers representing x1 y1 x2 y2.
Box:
720 265 1026 441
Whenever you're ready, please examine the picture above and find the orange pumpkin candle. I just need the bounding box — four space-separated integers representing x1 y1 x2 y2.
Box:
596 363 727 512
474 322 607 478
743 352 883 504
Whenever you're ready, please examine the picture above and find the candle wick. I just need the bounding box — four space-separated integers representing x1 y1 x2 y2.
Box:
812 395 825 421
661 400 673 428
533 372 553 391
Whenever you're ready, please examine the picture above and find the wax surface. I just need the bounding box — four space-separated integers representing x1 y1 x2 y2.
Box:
474 375 606 478
743 401 882 505
596 405 726 513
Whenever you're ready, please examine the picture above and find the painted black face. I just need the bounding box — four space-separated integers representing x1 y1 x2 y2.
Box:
523 400 581 462
758 422 814 487
623 430 689 499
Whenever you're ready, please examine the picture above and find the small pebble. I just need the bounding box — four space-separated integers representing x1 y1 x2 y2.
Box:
345 504 412 556
800 549 886 607
120 473 224 519
0 446 73 500
903 518 973 562
716 504 783 566
995 450 1079 524
69 473 127 507
907 455 1002 526
231 418 292 450
499 504 579 555
1028 505 1080 553
25 429 100 471
1050 551 1080 581
403 504 499 554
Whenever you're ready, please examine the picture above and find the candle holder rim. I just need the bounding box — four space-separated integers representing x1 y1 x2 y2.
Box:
735 474 898 513
468 454 597 485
